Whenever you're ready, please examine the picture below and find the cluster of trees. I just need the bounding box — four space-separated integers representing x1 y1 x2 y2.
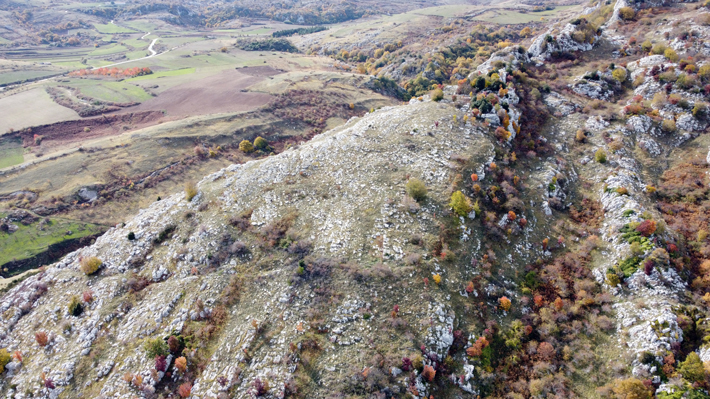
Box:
204 4 364 27
69 67 153 78
237 38 298 53
272 26 328 38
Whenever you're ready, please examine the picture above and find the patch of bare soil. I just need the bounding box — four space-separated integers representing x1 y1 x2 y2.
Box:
10 111 165 151
129 67 279 117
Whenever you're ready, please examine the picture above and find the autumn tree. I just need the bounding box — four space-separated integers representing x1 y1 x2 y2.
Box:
0 349 10 373
611 378 652 399
450 191 472 216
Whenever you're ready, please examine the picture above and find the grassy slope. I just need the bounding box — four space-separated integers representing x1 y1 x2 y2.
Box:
0 137 24 169
0 212 105 267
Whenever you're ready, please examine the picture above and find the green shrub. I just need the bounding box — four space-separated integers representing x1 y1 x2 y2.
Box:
406 178 428 202
254 136 268 150
678 352 705 383
239 140 255 153
641 40 652 52
127 232 135 240
699 64 710 81
661 119 676 133
185 181 198 201
606 273 620 287
612 68 627 83
450 191 472 217
676 73 697 90
80 256 102 275
144 337 169 360
431 88 444 102
664 48 679 62
618 6 635 20
651 43 667 55
0 348 10 373
68 295 83 316
595 149 607 163
693 102 708 119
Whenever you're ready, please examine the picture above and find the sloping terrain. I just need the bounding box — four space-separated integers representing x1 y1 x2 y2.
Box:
0 100 499 398
5 0 710 398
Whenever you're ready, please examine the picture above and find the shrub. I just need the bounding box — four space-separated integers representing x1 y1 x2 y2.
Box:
651 43 667 55
450 191 472 216
499 296 512 311
700 64 710 81
253 378 270 396
693 102 708 119
82 290 93 303
538 342 555 360
422 365 436 382
144 337 168 360
676 73 697 89
433 274 441 284
641 40 652 52
594 149 607 163
68 295 83 316
431 88 444 102
194 145 206 158
178 383 192 398
80 256 102 275
612 378 652 398
239 139 255 153
254 136 268 150
466 336 490 357
575 130 586 143
619 6 635 20
661 119 676 133
127 231 135 240
155 355 167 372
406 178 427 201
35 332 49 347
664 48 679 63
0 348 10 373
612 68 627 83
167 335 181 354
636 220 657 236
606 273 621 286
185 181 198 201
175 356 187 372
678 352 705 383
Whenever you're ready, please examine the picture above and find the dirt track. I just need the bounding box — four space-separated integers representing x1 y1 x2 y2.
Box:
130 66 280 117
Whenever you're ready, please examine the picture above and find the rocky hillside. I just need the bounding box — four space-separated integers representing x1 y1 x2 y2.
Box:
4 0 710 398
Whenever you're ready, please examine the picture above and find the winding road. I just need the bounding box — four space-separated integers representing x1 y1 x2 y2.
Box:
91 34 163 70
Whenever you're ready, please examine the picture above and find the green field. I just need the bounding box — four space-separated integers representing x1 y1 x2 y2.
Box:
0 138 24 169
125 50 151 60
0 70 59 85
122 38 150 48
63 80 153 103
126 67 196 81
89 43 129 56
0 213 106 269
123 20 160 32
94 23 138 34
